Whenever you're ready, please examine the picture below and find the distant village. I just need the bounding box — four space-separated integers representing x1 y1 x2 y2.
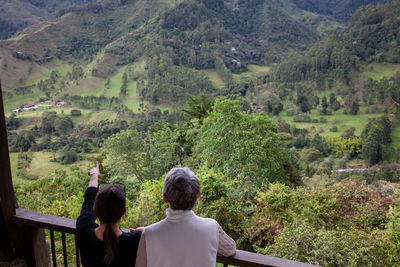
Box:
12 101 66 113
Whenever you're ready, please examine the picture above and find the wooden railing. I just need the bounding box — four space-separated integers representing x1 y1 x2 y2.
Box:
12 208 319 267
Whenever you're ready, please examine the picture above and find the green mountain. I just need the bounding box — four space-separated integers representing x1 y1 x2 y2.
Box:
273 0 400 83
0 0 98 39
0 0 318 92
287 0 390 22
1 0 396 112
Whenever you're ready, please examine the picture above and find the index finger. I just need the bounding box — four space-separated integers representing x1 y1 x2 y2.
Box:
96 161 99 169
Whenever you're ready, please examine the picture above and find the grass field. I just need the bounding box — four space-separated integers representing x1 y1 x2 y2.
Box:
363 62 400 80
14 106 119 127
204 65 270 89
204 70 225 88
280 106 382 137
8 152 25 185
105 67 126 97
13 151 93 181
3 91 41 112
247 64 271 74
9 151 90 185
392 121 400 149
66 76 105 97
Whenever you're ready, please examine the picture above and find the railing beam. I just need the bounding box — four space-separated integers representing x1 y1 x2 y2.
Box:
13 209 320 267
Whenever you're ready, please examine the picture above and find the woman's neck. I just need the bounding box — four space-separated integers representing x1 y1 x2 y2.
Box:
94 223 123 241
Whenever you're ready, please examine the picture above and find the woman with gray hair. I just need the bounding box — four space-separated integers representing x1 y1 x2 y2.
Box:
135 167 236 267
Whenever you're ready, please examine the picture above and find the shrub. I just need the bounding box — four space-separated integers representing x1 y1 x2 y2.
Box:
319 117 328 123
294 135 310 148
70 109 82 116
342 126 356 138
330 126 338 132
286 106 297 116
293 113 311 122
302 148 323 162
331 118 340 124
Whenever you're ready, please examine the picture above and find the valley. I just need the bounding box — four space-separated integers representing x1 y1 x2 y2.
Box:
2 0 400 266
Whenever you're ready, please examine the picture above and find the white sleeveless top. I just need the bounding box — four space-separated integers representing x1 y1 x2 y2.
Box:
145 208 219 267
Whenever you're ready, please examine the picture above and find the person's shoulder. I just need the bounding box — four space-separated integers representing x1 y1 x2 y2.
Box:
120 231 142 242
147 218 168 229
194 214 218 226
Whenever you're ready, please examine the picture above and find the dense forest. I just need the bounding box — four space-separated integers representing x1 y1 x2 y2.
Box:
2 0 400 266
273 0 400 84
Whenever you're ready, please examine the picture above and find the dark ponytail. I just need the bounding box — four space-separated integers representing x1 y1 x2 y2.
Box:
103 224 119 265
94 184 126 265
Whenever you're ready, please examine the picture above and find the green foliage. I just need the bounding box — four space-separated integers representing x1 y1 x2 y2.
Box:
385 204 400 265
193 99 302 189
41 111 58 134
289 0 388 22
215 57 234 86
362 115 393 164
253 180 399 266
5 114 22 131
148 124 184 179
55 148 78 164
39 111 74 136
301 148 323 162
55 116 74 134
183 93 215 122
141 64 215 106
71 65 84 81
194 168 248 247
264 223 387 266
329 93 341 111
15 168 88 216
101 130 150 182
265 93 284 116
120 72 127 97
321 96 328 114
273 0 400 84
128 178 167 227
326 136 362 157
311 134 329 155
296 85 312 112
70 109 82 116
293 113 312 122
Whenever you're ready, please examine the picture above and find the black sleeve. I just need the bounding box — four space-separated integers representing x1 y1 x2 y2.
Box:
76 187 98 234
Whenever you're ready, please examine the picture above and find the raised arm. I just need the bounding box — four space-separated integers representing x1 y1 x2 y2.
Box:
88 161 99 188
76 162 100 234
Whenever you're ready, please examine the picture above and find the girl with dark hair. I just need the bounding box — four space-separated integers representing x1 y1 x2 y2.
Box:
76 162 142 267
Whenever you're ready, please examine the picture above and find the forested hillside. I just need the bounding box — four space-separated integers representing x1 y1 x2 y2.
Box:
0 0 318 91
273 0 400 84
288 0 390 22
0 0 98 39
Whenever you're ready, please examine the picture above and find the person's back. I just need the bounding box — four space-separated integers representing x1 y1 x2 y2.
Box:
135 167 235 267
145 209 218 267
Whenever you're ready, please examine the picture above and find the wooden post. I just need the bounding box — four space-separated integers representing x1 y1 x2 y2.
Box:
0 81 16 260
0 205 13 260
20 225 49 267
0 82 49 266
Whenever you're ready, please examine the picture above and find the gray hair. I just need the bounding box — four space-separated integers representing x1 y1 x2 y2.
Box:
163 167 200 210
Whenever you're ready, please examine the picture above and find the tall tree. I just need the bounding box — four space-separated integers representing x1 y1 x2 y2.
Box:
120 72 128 97
193 99 301 189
